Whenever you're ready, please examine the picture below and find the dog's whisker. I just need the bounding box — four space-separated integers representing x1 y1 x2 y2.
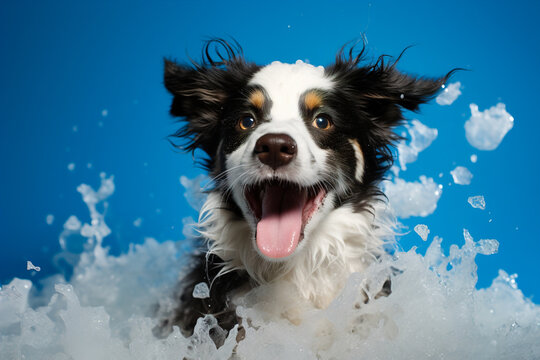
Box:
208 164 250 187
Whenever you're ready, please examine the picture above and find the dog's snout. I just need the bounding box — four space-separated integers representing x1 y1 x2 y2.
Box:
254 133 297 170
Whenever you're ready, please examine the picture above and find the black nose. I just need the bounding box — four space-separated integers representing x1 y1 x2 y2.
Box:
254 133 297 170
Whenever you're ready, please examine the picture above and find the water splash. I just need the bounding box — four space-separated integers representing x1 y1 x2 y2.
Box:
1 174 539 358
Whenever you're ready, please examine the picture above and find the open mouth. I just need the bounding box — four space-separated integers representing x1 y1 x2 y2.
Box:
244 180 327 259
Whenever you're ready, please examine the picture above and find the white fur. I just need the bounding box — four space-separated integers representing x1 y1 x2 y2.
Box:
199 192 395 308
225 61 354 258
249 60 333 122
348 139 365 182
226 61 335 191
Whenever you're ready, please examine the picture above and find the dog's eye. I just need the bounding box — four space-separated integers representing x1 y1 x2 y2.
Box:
312 115 333 130
238 116 256 130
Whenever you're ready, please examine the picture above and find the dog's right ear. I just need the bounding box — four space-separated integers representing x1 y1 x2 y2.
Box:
164 59 228 119
164 59 226 158
164 40 258 159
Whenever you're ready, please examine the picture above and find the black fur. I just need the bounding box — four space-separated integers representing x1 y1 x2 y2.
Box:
155 252 251 338
165 39 260 172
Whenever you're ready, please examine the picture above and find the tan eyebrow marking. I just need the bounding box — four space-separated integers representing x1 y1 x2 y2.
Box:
304 91 323 111
249 89 265 109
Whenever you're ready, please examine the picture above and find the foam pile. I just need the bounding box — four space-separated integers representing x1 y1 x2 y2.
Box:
235 230 540 360
1 173 539 359
0 174 238 360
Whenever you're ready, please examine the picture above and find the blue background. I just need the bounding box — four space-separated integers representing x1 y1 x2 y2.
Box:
1 1 539 300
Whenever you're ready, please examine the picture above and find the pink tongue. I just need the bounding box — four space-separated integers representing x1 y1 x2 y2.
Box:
256 184 307 259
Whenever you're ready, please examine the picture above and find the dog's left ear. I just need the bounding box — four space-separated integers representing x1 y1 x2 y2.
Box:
368 67 448 111
353 65 455 128
353 66 453 127
329 48 455 129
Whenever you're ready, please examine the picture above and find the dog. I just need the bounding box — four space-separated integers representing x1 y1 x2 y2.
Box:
157 39 453 338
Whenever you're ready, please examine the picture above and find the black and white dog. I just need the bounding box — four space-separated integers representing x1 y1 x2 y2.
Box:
159 39 453 336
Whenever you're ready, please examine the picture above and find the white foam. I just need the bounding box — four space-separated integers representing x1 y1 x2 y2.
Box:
465 103 514 150
397 120 438 170
193 282 210 299
414 224 430 241
67 163 76 171
384 176 442 218
451 166 473 185
26 261 41 272
1 174 539 359
470 154 478 163
46 214 55 225
133 217 143 227
64 215 82 231
234 230 534 360
179 175 208 211
468 195 486 210
436 81 462 105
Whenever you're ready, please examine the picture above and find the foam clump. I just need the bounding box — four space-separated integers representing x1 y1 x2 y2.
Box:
46 214 55 225
463 228 499 255
465 103 514 150
384 176 442 218
451 166 473 185
468 195 486 210
64 215 82 231
397 119 438 170
414 224 430 241
180 175 208 212
133 217 142 227
193 282 210 299
436 81 462 105
26 261 41 272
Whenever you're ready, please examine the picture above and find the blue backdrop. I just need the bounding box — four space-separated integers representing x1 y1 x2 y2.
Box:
1 0 539 300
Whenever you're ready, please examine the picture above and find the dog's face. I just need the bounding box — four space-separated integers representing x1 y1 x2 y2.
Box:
165 40 450 263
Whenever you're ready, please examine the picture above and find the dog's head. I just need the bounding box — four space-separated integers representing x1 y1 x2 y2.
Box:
165 39 451 264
